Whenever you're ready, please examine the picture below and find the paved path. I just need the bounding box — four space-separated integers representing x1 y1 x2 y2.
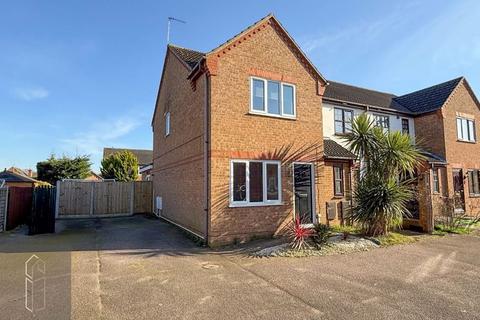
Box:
0 216 479 319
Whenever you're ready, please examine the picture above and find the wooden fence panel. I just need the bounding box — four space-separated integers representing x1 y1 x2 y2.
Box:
134 181 152 213
58 181 91 216
57 181 152 218
93 182 131 216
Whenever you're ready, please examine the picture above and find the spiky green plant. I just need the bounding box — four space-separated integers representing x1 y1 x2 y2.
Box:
343 113 424 236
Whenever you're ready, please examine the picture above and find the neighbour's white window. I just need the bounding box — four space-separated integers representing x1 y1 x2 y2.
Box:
250 77 295 118
456 117 475 142
334 108 353 135
165 112 171 136
230 160 281 206
374 114 390 132
402 118 410 135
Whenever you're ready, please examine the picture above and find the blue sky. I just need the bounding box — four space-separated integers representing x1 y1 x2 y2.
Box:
1 0 479 171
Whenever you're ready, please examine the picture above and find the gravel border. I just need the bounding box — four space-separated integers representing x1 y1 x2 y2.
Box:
252 235 379 258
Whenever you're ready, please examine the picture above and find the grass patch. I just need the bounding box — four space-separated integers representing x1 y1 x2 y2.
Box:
329 224 362 235
434 224 474 235
375 232 418 246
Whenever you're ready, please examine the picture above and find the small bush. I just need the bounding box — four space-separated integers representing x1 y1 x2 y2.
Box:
311 224 332 248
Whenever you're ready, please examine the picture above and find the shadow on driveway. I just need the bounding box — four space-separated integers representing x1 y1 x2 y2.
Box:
0 215 207 256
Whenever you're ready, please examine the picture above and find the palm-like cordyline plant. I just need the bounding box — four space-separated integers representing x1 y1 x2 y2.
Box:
344 113 425 236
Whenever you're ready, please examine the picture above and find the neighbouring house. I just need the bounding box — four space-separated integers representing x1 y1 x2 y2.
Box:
84 171 103 181
139 164 153 181
103 148 153 180
152 14 480 246
323 77 480 232
7 167 36 179
0 169 38 187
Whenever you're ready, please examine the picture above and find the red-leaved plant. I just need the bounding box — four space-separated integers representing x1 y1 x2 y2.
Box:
287 216 315 250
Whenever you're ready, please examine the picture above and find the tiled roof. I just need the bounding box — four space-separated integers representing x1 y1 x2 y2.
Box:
324 78 464 115
392 77 463 114
323 139 356 160
168 45 204 69
324 81 411 113
103 148 153 166
0 170 37 183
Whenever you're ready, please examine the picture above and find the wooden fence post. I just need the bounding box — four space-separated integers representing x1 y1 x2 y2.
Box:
55 181 60 219
130 182 135 215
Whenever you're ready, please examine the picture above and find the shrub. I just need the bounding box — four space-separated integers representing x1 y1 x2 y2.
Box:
100 150 139 182
311 223 332 248
37 155 91 185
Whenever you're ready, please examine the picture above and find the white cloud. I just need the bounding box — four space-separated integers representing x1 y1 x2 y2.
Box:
14 87 49 101
61 116 141 157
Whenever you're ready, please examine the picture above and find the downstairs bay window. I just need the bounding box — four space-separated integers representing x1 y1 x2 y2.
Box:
230 160 282 206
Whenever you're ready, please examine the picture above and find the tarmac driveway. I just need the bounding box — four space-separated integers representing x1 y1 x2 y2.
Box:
0 215 479 320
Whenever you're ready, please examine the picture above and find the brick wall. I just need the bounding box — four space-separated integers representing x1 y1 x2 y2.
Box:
414 79 480 222
0 188 7 232
442 81 480 215
317 160 352 225
414 110 446 158
152 49 207 237
208 20 325 246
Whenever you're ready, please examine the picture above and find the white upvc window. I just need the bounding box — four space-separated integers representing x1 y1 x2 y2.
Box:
374 114 390 132
230 160 282 207
165 112 171 136
456 117 476 142
250 77 296 119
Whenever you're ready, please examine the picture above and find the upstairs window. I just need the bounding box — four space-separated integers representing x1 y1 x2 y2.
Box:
165 112 171 136
468 169 480 196
231 160 281 206
334 108 353 135
374 114 390 132
250 77 295 118
457 117 476 142
402 118 410 135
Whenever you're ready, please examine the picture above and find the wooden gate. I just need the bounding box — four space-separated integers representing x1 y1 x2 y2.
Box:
29 186 56 235
6 186 33 230
57 181 152 218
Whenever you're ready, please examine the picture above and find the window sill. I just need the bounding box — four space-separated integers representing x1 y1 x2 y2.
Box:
229 201 283 208
456 139 476 144
333 195 345 199
469 194 480 198
248 111 296 120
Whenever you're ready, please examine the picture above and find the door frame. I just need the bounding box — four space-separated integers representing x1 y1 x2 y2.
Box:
292 162 317 226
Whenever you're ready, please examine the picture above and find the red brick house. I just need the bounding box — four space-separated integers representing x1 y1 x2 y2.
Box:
322 77 480 232
152 14 358 246
152 14 480 245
